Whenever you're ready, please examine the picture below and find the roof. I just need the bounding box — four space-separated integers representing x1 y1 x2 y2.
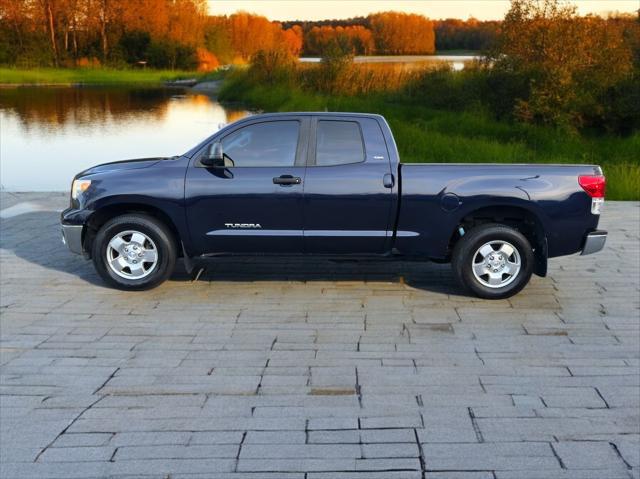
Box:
246 111 384 120
184 111 387 158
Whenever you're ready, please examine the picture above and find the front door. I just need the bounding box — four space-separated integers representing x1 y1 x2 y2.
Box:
185 117 308 254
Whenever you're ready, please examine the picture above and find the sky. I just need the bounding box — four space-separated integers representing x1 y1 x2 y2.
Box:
207 0 639 21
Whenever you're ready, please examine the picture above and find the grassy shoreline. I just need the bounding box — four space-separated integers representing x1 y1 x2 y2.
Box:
0 67 211 85
219 76 639 200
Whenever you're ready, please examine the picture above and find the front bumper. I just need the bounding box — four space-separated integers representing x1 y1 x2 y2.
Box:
61 224 84 255
581 230 607 255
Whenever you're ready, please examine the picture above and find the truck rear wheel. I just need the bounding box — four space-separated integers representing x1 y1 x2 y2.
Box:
92 214 176 290
452 223 533 299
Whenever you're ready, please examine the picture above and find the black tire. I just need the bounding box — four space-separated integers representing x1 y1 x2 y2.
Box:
452 223 534 299
92 214 177 290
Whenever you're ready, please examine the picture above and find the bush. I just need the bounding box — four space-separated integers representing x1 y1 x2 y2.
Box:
217 69 640 199
196 48 219 72
147 40 197 70
248 49 296 85
0 30 56 68
404 65 486 111
76 57 101 68
118 31 151 64
316 42 353 93
483 67 534 120
488 0 637 132
596 73 640 134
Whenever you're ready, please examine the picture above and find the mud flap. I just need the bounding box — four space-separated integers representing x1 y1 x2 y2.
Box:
181 241 196 274
181 242 207 282
533 236 548 277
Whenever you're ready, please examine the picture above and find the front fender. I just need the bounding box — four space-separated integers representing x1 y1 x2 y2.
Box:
65 157 191 254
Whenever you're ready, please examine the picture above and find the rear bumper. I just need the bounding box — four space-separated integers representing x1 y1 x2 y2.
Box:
581 230 607 255
61 224 84 255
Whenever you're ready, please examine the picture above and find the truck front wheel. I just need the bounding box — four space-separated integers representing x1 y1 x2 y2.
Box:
452 224 534 299
92 214 176 290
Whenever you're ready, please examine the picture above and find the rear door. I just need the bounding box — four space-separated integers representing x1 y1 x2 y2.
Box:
302 116 395 254
185 117 309 254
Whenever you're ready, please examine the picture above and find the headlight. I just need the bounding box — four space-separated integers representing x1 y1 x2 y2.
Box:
71 179 91 200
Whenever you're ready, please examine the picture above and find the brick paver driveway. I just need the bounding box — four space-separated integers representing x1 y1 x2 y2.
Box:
1 192 638 479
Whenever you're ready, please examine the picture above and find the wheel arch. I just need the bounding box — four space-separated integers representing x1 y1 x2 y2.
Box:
84 203 183 258
449 204 548 277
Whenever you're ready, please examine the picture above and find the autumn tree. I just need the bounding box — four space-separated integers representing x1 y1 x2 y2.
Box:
0 0 29 52
282 25 303 56
0 0 41 64
305 25 374 55
434 18 500 51
120 0 170 40
368 12 435 54
166 0 206 46
348 25 374 55
203 13 302 62
204 15 233 63
0 0 209 67
491 0 636 128
226 12 284 61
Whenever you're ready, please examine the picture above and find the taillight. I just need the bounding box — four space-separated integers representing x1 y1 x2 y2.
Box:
579 175 605 215
579 175 606 198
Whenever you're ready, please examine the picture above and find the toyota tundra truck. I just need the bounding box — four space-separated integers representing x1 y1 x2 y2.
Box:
61 112 607 299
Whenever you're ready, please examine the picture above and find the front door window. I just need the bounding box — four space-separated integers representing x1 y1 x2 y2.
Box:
221 121 300 167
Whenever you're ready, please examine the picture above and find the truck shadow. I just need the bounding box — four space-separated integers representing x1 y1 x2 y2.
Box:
188 257 461 296
1 211 462 296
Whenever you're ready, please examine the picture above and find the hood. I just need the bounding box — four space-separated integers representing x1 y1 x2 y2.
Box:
77 157 166 177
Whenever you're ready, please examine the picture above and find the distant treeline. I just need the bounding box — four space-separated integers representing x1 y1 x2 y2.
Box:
0 5 438 68
434 19 501 51
283 17 500 54
0 0 637 73
1 1 493 69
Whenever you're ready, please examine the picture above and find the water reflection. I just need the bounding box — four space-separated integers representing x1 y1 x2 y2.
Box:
0 87 249 191
300 54 479 71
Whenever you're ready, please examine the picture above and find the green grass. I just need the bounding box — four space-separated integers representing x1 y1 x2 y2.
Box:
219 77 639 200
0 67 213 85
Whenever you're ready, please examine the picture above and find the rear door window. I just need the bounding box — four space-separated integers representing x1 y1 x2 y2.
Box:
315 120 365 166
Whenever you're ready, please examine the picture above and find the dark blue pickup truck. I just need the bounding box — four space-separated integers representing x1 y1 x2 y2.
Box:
61 112 607 298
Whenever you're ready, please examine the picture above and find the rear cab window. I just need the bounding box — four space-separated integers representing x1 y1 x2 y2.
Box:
315 120 365 166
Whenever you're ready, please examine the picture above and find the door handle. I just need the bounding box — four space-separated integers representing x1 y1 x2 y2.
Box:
273 175 301 186
383 173 395 188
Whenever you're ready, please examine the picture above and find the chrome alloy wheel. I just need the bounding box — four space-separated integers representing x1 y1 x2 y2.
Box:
471 240 521 288
105 230 158 279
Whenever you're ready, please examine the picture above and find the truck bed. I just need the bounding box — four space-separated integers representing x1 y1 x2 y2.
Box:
395 163 602 258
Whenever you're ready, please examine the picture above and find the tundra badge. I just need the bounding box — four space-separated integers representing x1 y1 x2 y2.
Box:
224 223 262 228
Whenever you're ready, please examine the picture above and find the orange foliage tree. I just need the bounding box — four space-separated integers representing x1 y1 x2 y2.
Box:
282 25 303 56
368 12 435 54
196 47 218 71
227 12 284 61
490 0 637 129
305 25 374 55
0 0 208 67
204 13 303 62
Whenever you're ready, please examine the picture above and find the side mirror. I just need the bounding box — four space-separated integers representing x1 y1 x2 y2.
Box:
201 142 232 167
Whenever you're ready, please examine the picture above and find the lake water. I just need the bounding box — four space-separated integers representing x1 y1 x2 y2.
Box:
0 87 249 191
300 54 479 71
